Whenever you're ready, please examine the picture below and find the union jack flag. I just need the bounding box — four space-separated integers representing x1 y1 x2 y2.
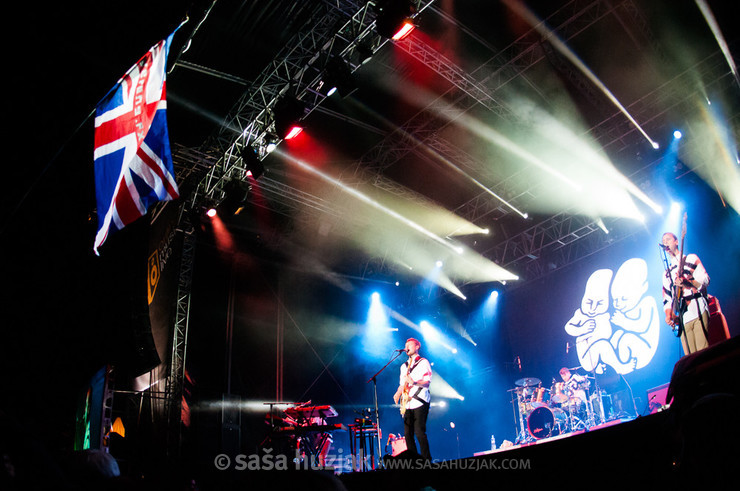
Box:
93 32 179 255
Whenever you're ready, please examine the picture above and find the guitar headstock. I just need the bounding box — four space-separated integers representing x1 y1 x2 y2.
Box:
680 212 687 239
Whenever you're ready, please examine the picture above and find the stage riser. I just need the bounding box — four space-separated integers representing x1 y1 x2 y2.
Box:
340 337 740 490
340 411 674 489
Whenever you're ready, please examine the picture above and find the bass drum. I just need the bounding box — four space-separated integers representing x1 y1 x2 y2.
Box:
527 406 559 440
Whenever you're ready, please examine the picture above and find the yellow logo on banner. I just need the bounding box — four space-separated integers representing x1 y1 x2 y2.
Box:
147 250 161 305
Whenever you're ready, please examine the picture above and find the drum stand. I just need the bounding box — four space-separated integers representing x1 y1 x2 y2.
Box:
590 371 606 426
510 389 529 444
583 396 597 429
565 402 586 432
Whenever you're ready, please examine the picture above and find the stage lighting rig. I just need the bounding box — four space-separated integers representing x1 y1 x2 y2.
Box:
264 133 278 153
221 178 250 216
374 0 417 40
322 55 357 98
355 40 375 66
273 95 306 140
240 145 264 180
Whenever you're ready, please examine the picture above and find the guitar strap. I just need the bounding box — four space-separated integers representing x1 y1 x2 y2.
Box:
406 357 430 406
412 392 430 406
670 256 703 332
682 254 708 338
405 356 422 378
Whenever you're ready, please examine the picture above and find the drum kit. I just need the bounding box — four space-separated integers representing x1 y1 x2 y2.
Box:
510 373 611 443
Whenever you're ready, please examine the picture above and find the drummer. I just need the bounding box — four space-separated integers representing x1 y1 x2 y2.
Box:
558 367 588 406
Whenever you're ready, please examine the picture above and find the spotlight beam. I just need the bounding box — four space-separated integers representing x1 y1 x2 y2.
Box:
420 96 583 192
695 0 740 87
503 0 659 149
416 143 529 219
278 150 464 256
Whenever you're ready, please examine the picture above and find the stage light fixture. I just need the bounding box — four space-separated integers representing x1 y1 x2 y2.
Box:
265 133 278 153
273 96 306 140
356 41 375 65
374 0 416 40
241 145 264 180
221 179 250 216
673 130 683 139
322 55 356 98
284 126 303 140
391 19 415 40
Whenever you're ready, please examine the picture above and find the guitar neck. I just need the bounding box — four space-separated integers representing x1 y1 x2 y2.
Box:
670 213 688 326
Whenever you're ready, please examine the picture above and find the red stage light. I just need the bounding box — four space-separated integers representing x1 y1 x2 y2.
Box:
284 125 303 140
392 20 415 41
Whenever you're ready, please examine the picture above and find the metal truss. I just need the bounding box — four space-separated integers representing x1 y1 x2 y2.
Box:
174 0 662 287
174 0 737 286
295 0 640 281
194 1 439 210
392 33 519 121
336 0 627 198
164 209 197 457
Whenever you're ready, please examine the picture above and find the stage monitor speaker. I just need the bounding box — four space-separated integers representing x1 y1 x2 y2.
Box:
388 434 407 456
666 335 740 414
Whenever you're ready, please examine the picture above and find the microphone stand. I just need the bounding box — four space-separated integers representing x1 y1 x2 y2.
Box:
659 245 672 286
620 374 639 419
367 350 406 468
512 388 527 444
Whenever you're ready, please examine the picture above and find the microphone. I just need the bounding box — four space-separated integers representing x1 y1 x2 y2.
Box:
658 243 669 251
394 348 407 352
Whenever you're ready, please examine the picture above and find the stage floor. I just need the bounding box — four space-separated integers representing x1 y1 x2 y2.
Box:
472 415 634 456
337 337 740 490
338 403 737 490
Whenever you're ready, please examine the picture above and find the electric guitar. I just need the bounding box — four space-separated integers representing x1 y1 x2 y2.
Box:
670 213 688 337
399 362 412 416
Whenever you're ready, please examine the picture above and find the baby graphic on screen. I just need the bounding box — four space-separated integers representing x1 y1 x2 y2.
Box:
609 258 659 370
565 268 635 374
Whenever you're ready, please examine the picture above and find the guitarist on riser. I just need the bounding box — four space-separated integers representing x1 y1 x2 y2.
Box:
661 230 710 356
393 338 433 461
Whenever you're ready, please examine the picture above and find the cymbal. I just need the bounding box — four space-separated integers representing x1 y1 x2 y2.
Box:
515 377 541 387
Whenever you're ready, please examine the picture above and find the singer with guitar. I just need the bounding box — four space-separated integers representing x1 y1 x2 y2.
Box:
661 228 710 356
393 338 432 461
